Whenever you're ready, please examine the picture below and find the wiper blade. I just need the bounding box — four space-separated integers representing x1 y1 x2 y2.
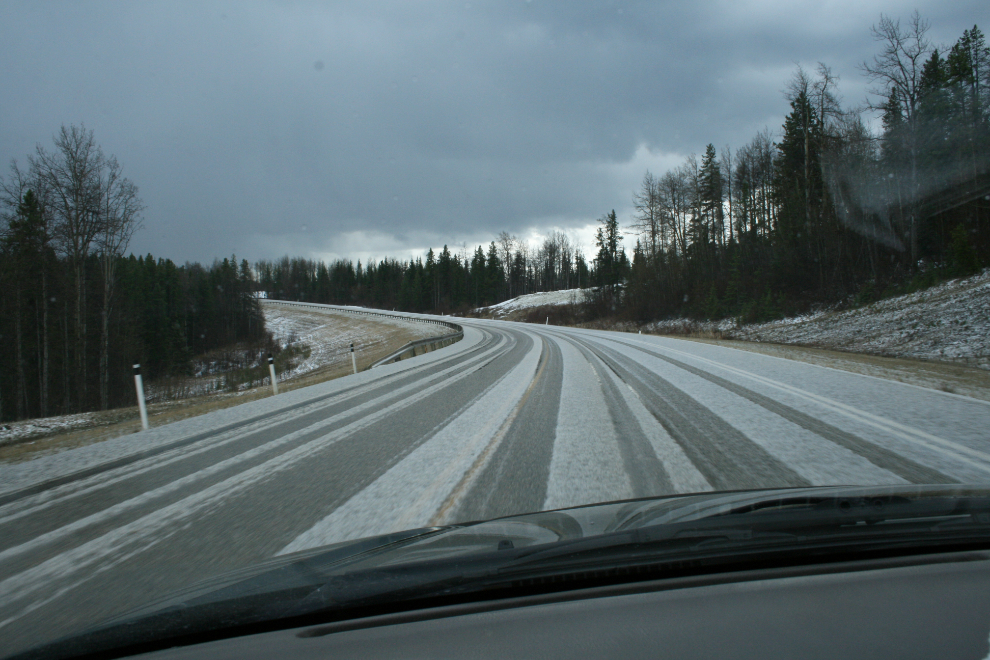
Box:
498 494 990 574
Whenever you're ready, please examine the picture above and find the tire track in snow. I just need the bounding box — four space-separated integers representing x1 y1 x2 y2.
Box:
449 335 564 522
542 338 638 509
0 328 509 553
602 336 956 485
278 328 543 552
617 336 990 479
558 334 675 498
585 341 810 491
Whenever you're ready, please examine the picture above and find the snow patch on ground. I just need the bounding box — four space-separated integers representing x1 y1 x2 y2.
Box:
640 269 990 370
0 414 99 448
731 270 990 369
478 289 588 318
264 305 440 380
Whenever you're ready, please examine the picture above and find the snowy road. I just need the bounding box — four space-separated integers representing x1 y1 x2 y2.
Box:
2 315 989 655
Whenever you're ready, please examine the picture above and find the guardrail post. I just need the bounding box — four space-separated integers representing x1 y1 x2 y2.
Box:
133 364 149 431
268 353 279 395
351 343 358 374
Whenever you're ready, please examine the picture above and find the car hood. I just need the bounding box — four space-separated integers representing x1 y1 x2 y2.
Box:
104 484 851 621
16 484 990 660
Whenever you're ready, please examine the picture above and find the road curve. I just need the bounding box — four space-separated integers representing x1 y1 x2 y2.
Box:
1 314 989 655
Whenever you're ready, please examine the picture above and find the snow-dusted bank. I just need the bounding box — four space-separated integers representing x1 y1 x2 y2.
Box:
730 269 990 369
631 269 990 370
473 271 989 372
477 288 587 318
0 414 101 448
263 302 446 380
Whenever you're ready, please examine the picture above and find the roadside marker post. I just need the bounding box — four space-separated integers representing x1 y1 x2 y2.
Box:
133 364 149 431
351 343 358 374
268 353 279 395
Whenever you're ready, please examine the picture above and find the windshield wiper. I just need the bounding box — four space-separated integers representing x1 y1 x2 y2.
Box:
494 494 990 577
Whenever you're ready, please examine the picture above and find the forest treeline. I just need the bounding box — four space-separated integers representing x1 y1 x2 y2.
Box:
255 228 600 313
622 16 990 322
0 127 265 423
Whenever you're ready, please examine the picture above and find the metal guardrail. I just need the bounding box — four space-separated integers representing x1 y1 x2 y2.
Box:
366 332 463 368
259 299 464 369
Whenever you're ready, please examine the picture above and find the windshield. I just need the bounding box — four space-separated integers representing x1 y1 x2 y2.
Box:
1 2 988 657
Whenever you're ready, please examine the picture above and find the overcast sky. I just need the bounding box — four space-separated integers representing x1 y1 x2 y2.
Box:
0 1 984 266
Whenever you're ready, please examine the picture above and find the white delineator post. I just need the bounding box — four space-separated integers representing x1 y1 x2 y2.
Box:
133 364 149 431
268 353 279 395
351 343 358 374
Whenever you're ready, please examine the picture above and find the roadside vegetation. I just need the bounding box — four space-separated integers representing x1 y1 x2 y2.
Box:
617 16 989 326
0 126 272 424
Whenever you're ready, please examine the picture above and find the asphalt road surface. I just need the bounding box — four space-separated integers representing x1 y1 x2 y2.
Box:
2 312 989 655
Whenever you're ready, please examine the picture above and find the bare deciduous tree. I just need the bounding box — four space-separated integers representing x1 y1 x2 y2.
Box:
28 124 142 410
30 125 105 402
632 171 663 261
497 231 516 296
97 156 143 409
720 146 734 244
812 63 844 138
858 11 933 259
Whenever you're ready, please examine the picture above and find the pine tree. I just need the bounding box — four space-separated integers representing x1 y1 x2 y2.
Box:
594 210 623 304
2 191 51 418
774 90 824 292
699 144 724 249
485 241 502 304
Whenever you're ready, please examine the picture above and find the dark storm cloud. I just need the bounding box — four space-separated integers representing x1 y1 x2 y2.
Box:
0 1 984 263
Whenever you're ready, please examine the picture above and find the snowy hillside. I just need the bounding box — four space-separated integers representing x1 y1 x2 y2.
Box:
264 305 439 380
478 288 588 318
730 269 990 369
639 269 990 370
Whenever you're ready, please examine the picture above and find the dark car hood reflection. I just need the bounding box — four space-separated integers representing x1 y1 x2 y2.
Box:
18 484 990 660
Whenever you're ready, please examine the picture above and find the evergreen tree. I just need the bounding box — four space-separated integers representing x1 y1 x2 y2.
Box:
774 89 824 293
594 210 624 305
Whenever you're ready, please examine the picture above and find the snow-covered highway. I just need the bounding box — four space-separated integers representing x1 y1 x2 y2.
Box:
1 315 989 655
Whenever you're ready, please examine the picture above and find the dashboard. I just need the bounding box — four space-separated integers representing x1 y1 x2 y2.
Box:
134 550 990 660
